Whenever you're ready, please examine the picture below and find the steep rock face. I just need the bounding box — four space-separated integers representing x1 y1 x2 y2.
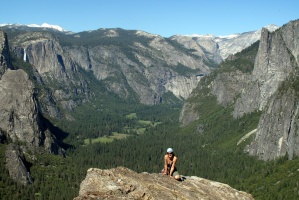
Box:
234 21 299 118
246 86 299 160
210 71 251 106
233 21 299 160
11 32 90 116
179 41 259 125
74 167 254 200
0 31 63 152
12 32 73 78
165 75 203 99
3 25 280 106
0 69 40 146
66 45 161 104
179 101 199 126
65 31 211 104
5 144 32 185
217 24 278 59
0 30 12 76
0 31 65 184
170 35 222 65
0 69 62 154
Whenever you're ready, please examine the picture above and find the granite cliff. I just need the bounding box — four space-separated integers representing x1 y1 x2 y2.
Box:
0 30 64 184
11 31 91 118
2 24 278 110
180 20 299 160
74 167 254 200
244 20 299 160
1 23 281 111
4 28 212 107
171 24 278 61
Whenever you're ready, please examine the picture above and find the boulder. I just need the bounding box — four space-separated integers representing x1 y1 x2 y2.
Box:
74 167 254 200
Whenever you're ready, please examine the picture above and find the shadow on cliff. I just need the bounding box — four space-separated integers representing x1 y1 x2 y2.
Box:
42 116 74 151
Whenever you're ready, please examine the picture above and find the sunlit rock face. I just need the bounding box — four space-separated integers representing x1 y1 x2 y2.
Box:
179 19 299 161
64 32 211 104
0 30 65 184
0 31 62 154
233 22 298 118
233 20 299 160
74 167 254 200
0 30 12 76
171 24 279 61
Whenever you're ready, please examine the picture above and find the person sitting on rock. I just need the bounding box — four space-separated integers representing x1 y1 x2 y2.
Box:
163 148 181 180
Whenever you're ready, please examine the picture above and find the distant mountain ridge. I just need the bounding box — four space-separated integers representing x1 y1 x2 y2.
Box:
171 24 279 59
0 23 279 60
0 23 68 32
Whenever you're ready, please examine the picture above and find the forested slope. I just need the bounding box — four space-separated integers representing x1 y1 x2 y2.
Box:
1 21 299 200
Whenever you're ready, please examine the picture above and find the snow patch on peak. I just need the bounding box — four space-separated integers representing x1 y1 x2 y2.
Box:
0 23 67 32
264 24 279 32
171 23 280 60
28 23 67 32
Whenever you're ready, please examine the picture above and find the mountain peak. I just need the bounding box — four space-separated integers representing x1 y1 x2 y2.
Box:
263 24 279 32
0 23 67 32
176 24 279 40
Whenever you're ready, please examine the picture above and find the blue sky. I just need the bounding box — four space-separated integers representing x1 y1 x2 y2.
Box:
1 0 298 37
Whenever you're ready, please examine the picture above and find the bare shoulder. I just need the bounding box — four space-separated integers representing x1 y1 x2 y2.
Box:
173 156 178 161
164 154 168 159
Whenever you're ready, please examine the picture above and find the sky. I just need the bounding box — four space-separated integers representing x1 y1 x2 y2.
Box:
1 0 298 37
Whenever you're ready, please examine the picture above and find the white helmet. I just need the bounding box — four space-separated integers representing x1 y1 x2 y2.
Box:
167 148 173 153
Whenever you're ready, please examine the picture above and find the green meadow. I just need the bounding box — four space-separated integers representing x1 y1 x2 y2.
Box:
84 113 161 144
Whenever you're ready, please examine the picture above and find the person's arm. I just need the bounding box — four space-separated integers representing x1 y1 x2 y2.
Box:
169 156 177 177
163 155 168 175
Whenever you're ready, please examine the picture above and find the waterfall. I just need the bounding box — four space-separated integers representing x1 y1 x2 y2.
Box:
23 48 26 61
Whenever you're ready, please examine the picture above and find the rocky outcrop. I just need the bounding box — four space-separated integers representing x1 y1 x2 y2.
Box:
0 30 12 77
0 69 39 145
246 86 299 160
0 30 64 152
74 167 254 200
0 68 63 154
5 144 32 185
